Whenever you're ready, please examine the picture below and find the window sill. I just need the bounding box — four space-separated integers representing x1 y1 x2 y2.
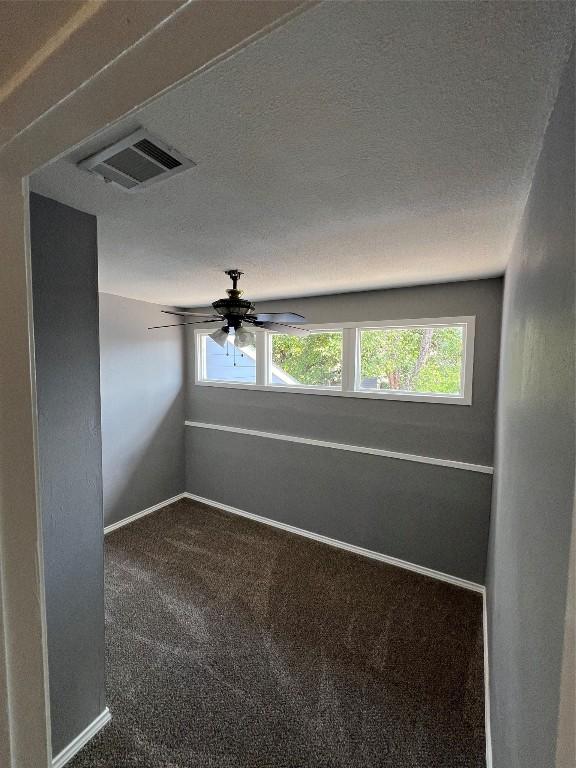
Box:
194 380 472 405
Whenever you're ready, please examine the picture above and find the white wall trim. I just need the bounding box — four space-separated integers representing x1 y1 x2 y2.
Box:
99 491 492 760
52 708 111 768
184 421 494 474
483 592 493 768
182 491 485 593
1 2 317 764
104 494 186 534
193 379 473 405
184 489 491 760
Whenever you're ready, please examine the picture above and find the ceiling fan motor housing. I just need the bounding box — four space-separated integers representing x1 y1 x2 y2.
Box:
211 269 255 328
207 269 256 330
211 297 255 329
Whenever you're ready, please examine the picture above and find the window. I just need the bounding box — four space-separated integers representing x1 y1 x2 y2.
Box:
359 325 464 396
198 333 257 384
270 331 342 389
195 316 474 404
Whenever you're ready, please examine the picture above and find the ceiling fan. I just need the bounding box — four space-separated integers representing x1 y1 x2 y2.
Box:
149 269 309 348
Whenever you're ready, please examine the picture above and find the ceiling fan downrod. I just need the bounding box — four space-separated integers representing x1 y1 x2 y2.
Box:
224 269 243 297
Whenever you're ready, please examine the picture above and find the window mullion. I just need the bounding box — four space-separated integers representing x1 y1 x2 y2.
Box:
256 330 268 386
195 331 204 383
342 327 357 393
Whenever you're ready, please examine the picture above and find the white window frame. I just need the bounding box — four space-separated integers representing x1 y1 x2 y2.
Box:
267 328 344 391
194 316 475 405
196 333 258 384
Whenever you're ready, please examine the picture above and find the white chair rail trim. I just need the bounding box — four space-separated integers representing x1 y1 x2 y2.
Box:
184 420 494 474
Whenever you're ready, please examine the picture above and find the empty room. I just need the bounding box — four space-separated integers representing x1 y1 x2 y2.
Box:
0 2 574 768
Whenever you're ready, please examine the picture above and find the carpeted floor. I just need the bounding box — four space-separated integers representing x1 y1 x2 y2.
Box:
68 498 485 767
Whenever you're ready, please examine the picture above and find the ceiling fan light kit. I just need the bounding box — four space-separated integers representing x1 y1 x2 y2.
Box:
233 326 255 348
149 270 308 338
209 327 229 348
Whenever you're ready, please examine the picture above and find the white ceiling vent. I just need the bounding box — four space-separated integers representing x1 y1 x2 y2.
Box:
78 129 196 191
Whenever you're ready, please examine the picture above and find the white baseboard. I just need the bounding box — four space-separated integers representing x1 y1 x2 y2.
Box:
99 491 492 762
104 493 186 534
483 592 493 768
182 492 484 593
184 490 491 761
52 708 111 768
104 490 484 592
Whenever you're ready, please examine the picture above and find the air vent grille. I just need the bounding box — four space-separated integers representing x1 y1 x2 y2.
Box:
92 163 139 189
105 148 166 182
134 138 182 169
78 129 195 191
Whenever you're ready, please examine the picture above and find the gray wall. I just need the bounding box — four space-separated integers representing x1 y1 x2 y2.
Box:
30 193 105 756
186 278 502 584
99 293 185 528
486 49 575 768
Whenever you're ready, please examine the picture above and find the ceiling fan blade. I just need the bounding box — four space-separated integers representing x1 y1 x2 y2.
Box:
161 310 220 318
249 312 306 323
148 319 222 330
257 321 309 337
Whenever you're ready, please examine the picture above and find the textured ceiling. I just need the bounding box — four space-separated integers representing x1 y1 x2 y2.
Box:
31 1 574 305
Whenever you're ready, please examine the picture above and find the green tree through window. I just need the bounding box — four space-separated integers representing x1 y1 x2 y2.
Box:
271 332 342 387
271 326 463 394
360 326 463 393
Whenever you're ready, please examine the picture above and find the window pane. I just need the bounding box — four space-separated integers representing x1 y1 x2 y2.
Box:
271 331 342 388
359 326 464 395
201 334 256 383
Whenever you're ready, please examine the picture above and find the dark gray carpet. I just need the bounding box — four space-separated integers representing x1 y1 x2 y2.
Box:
68 498 485 767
